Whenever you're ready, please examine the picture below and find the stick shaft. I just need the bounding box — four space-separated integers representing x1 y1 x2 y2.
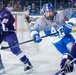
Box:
1 32 58 50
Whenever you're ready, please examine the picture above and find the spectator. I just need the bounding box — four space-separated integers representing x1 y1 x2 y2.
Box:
36 7 40 14
9 0 14 7
23 5 29 14
57 5 64 14
16 0 20 8
13 3 18 11
59 5 64 10
40 5 44 15
25 1 31 10
18 4 22 12
29 3 37 15
7 3 13 11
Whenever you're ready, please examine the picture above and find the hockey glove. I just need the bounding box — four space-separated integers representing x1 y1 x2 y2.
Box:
25 15 31 23
60 53 74 74
30 31 42 43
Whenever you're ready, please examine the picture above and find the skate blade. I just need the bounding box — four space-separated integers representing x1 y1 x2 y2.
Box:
0 69 6 74
24 68 33 74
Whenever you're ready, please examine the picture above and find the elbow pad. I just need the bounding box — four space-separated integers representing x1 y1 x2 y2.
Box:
68 14 76 26
63 24 72 34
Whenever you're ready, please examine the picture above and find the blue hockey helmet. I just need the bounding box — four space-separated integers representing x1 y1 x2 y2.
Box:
43 3 53 13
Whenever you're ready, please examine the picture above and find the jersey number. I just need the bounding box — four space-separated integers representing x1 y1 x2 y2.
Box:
51 26 64 38
2 18 8 24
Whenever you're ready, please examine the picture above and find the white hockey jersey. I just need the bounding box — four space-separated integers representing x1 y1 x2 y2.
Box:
31 9 72 43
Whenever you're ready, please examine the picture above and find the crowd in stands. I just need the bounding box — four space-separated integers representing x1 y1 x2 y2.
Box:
4 0 76 15
5 0 40 15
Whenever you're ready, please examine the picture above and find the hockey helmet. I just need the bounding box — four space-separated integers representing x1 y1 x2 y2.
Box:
43 3 53 13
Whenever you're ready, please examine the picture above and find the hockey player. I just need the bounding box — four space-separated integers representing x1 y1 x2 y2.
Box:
30 2 76 75
0 0 33 74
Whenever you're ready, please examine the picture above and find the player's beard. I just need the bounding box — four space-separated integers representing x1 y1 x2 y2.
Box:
45 15 54 20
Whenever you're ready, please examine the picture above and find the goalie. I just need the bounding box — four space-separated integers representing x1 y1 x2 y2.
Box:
30 1 76 75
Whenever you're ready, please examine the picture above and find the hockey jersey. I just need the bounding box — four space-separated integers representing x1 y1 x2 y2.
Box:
31 9 73 43
0 7 15 31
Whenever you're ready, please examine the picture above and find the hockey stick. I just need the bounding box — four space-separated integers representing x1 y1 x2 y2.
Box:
54 58 76 75
1 32 59 50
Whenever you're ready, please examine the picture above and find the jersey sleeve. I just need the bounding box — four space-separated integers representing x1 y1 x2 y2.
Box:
59 9 72 21
3 9 15 25
1 8 15 31
31 17 43 32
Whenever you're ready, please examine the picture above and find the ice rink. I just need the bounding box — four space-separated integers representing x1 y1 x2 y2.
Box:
0 32 76 75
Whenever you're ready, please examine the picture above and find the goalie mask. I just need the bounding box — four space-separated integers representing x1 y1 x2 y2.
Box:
43 3 54 20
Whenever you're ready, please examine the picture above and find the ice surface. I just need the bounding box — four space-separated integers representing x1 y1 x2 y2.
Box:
0 32 76 75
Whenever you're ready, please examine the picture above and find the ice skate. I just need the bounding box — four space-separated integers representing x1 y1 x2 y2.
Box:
24 59 33 74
